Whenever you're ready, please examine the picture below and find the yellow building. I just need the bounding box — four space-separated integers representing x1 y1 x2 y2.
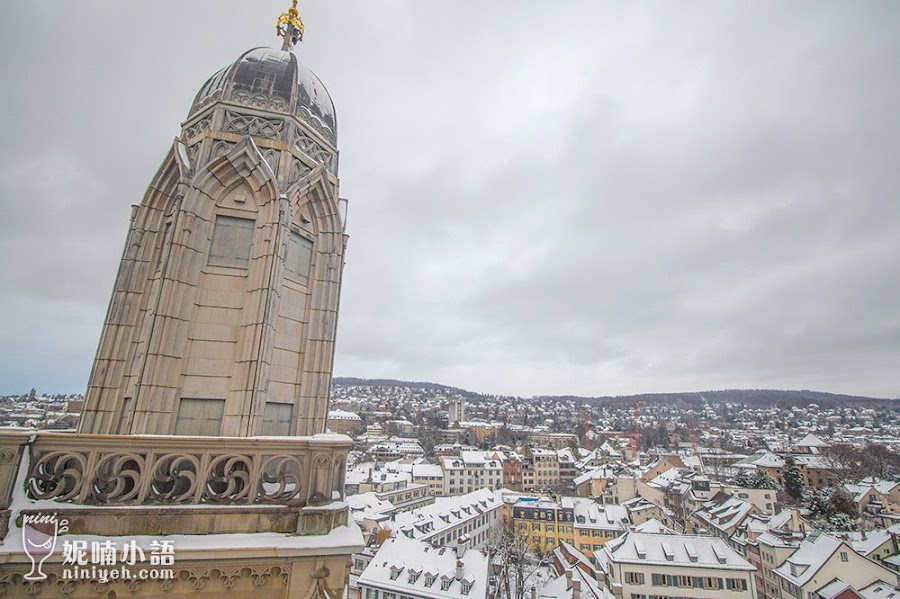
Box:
508 496 630 558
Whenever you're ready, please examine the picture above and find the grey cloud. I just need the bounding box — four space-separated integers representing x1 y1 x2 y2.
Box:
1 1 898 399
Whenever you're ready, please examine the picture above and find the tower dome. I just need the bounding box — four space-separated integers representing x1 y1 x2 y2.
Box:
189 47 337 144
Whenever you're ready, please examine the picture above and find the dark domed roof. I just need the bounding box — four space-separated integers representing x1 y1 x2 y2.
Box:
190 47 336 144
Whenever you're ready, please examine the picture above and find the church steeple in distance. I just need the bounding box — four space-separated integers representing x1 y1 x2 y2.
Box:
276 0 305 51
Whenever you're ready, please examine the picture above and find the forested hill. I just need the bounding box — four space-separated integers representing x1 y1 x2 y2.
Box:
331 377 892 407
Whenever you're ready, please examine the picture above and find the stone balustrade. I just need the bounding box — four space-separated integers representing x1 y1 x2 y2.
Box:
0 430 348 509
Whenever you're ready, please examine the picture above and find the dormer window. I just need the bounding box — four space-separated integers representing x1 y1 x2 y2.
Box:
461 580 472 595
441 576 452 591
424 573 435 587
408 569 420 584
389 565 403 580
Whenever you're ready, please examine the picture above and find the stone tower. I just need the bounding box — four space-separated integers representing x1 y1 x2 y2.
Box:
0 6 362 597
78 41 347 439
449 398 466 424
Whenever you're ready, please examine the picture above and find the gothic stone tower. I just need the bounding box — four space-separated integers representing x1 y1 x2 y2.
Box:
0 6 362 598
78 42 346 439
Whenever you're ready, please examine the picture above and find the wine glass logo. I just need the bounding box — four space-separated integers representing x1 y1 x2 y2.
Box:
22 513 68 581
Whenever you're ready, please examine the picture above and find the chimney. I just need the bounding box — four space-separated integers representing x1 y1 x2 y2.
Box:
456 535 469 559
565 569 573 589
530 587 537 599
456 559 464 581
572 578 581 599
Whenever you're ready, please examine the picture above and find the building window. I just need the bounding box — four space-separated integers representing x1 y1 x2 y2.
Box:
261 402 293 436
285 231 314 282
208 215 255 268
461 581 472 595
726 578 748 591
174 398 225 436
625 572 645 585
839 551 848 562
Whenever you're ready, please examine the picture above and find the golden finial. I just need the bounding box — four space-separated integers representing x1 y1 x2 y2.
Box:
276 0 305 51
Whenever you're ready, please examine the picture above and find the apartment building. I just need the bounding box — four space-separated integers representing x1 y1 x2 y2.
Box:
522 446 561 490
596 531 757 599
390 488 503 550
773 532 899 599
442 452 503 495
508 496 631 558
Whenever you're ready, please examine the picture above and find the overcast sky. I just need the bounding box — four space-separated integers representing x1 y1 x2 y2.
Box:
1 1 898 398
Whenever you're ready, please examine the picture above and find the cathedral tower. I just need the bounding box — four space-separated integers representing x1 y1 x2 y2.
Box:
79 7 347 439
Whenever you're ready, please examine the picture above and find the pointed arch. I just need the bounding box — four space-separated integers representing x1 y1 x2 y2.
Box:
187 136 280 220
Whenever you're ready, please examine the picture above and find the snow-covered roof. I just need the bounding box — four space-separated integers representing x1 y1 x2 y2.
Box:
443 453 502 471
573 501 629 532
412 464 444 478
328 409 362 421
632 518 675 535
358 535 489 599
348 492 395 520
795 433 831 448
573 466 616 486
834 530 893 557
390 489 501 542
860 580 900 599
814 578 857 599
773 533 845 587
693 494 755 533
603 532 754 570
557 542 592 568
538 566 613 599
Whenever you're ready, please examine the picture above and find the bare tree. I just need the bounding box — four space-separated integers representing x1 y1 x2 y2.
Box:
861 444 900 480
820 443 864 484
487 516 543 599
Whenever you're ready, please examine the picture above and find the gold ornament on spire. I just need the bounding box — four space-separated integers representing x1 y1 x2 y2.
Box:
276 0 305 51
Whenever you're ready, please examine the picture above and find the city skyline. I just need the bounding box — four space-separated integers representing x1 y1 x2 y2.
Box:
1 1 899 398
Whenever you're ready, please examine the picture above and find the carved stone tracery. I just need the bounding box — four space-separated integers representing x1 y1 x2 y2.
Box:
182 116 212 140
223 111 284 140
22 434 346 507
295 131 335 173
